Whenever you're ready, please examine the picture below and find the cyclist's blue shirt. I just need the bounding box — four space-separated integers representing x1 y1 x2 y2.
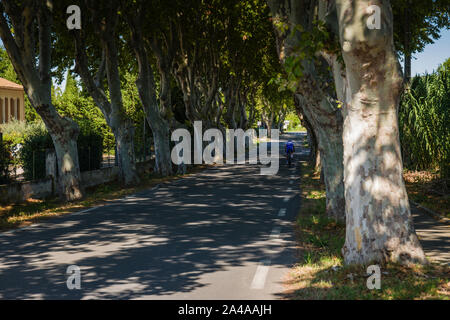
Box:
286 142 294 153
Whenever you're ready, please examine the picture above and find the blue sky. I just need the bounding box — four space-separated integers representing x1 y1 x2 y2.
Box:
410 28 450 76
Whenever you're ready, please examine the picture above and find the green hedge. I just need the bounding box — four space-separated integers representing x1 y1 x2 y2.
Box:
0 121 103 181
21 131 104 181
0 136 12 184
20 130 53 181
77 129 104 172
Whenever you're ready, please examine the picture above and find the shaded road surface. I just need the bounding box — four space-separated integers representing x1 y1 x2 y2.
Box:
0 134 304 299
1 132 448 300
412 207 450 266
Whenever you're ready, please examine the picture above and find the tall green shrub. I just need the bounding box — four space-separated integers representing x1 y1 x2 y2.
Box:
0 120 51 181
399 64 450 180
53 73 114 153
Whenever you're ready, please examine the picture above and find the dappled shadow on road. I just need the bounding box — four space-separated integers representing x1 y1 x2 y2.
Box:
0 141 302 299
411 207 450 266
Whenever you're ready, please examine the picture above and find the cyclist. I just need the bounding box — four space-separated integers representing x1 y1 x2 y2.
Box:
285 140 295 166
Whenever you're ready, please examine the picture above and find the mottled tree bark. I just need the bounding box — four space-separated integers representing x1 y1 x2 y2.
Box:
113 121 140 185
296 107 319 170
335 0 426 265
301 114 321 172
128 12 173 176
261 108 274 138
295 94 345 221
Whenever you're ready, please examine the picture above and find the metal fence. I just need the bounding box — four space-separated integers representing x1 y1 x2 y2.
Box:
0 133 153 185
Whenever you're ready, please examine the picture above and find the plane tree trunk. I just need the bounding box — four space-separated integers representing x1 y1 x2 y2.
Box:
268 0 345 221
403 2 412 81
224 80 240 130
295 93 345 222
73 5 140 186
35 105 83 201
127 12 173 176
0 0 83 201
335 0 426 265
261 108 274 138
296 107 320 171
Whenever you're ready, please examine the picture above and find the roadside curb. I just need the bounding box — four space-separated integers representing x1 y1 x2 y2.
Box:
411 200 450 225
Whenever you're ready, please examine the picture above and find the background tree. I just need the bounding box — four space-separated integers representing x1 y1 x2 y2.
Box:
0 0 83 201
66 0 140 185
0 46 18 82
53 72 114 150
392 0 450 80
124 0 175 176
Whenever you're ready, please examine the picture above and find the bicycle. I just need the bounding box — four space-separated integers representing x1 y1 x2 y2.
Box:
286 151 294 166
285 140 295 167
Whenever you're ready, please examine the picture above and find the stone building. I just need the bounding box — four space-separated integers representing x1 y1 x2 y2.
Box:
0 77 25 124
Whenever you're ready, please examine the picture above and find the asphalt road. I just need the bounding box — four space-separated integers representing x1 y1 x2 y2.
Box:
0 133 305 300
412 207 450 266
1 132 447 300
